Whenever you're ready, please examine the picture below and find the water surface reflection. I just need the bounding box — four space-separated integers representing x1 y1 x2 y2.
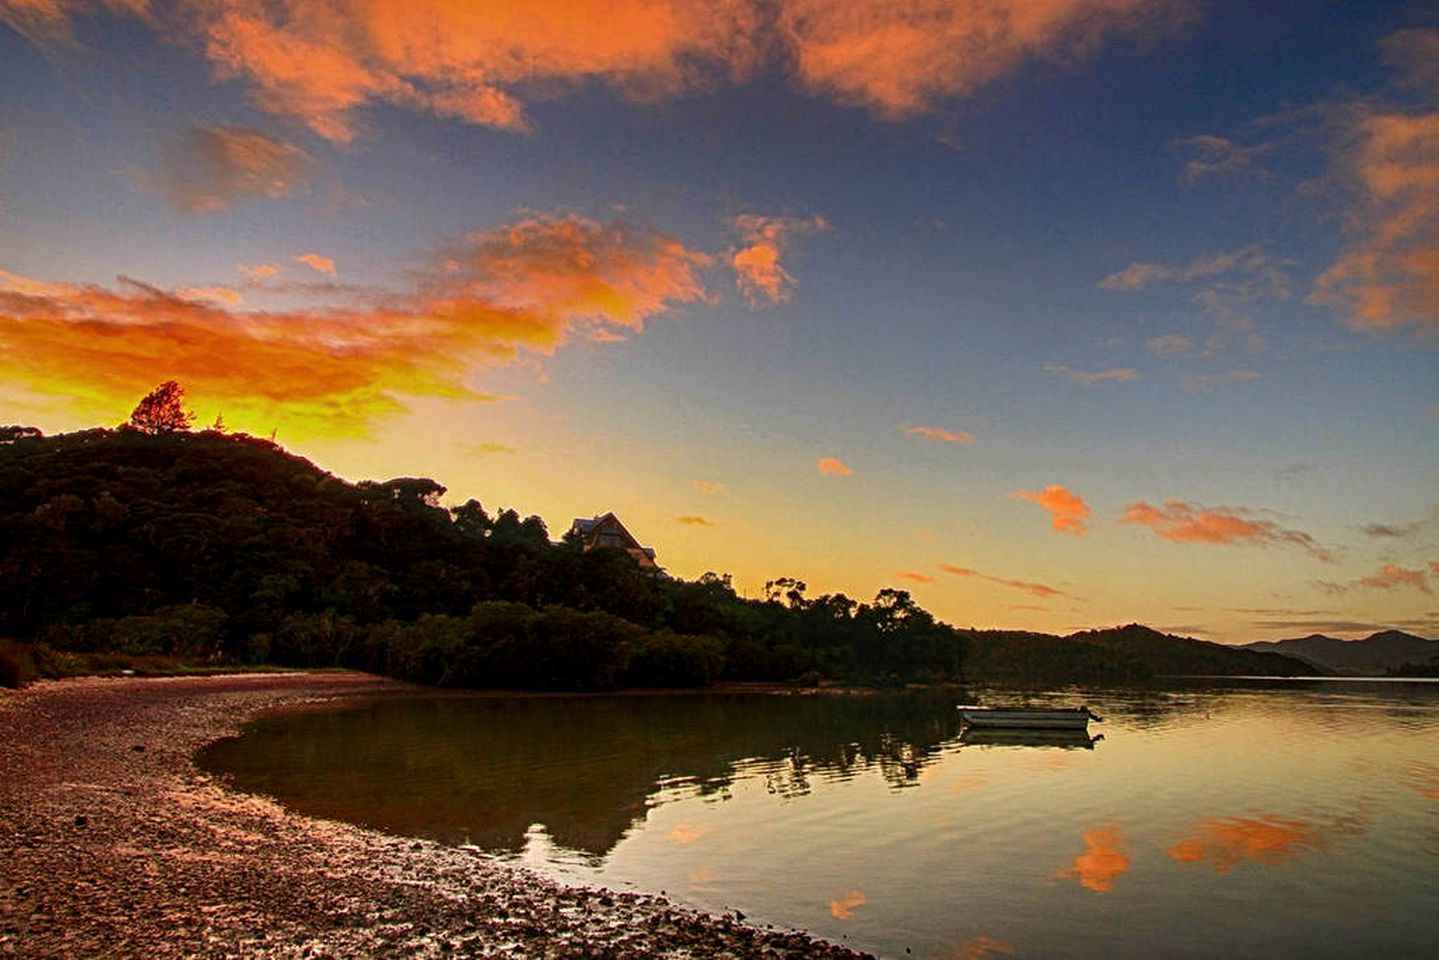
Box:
202 680 1439 959
201 691 964 856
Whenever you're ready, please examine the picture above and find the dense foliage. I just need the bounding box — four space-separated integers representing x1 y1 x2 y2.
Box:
0 426 970 689
1 423 1317 690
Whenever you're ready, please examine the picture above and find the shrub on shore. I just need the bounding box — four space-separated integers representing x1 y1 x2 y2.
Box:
0 639 38 688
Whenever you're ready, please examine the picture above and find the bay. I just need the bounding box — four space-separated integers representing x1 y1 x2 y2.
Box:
199 680 1439 958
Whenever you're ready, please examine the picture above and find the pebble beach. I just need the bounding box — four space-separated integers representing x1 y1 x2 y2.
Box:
0 673 871 958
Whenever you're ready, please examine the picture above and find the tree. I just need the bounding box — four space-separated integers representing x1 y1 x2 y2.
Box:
128 381 195 434
451 499 492 539
0 425 43 444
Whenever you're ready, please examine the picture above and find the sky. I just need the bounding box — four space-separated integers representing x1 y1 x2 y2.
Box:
1 0 1436 644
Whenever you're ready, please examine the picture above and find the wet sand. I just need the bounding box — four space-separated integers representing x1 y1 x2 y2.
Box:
0 673 871 958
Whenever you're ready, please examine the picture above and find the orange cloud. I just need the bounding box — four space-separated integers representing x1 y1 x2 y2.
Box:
1167 815 1326 874
1043 363 1141 387
899 571 935 584
828 888 866 920
729 213 829 306
692 480 726 494
1059 825 1129 892
1357 563 1431 594
777 0 1177 119
151 125 312 213
1121 500 1332 561
817 457 852 476
174 285 243 306
295 252 336 277
7 1 1183 139
0 213 708 437
1014 485 1090 535
238 262 281 283
444 214 710 330
1311 32 1439 336
160 0 761 142
938 563 1068 599
903 424 975 444
676 515 715 526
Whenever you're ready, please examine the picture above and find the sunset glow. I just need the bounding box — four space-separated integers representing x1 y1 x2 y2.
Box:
2 1 1435 643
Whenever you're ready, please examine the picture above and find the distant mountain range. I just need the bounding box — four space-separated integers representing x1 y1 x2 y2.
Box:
962 623 1321 683
1068 624 1322 678
1241 631 1439 676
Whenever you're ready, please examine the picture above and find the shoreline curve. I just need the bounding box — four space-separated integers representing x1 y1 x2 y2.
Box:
0 672 870 958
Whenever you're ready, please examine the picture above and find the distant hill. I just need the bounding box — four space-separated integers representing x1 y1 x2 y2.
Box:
960 623 1318 684
1242 631 1439 676
961 629 1151 684
1069 624 1320 678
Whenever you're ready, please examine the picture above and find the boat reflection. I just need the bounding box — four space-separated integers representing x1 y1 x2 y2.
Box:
961 727 1104 749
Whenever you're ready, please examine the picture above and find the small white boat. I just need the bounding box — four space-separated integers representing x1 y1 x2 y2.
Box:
956 706 1102 730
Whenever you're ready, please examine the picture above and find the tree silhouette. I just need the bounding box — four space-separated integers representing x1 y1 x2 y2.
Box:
129 381 195 434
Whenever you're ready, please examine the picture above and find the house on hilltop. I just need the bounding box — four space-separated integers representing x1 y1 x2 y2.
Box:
568 512 663 573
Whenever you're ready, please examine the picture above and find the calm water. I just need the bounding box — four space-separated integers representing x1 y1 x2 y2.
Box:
199 682 1439 958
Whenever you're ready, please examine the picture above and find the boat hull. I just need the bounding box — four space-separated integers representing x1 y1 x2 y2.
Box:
957 708 1096 730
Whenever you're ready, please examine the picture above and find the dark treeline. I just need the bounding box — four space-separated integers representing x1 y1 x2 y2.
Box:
0 424 969 689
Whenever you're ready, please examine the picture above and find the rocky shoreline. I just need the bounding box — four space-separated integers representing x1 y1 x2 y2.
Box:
0 673 871 958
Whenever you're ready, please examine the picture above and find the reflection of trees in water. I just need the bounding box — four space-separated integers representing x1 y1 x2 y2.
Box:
204 681 1439 860
201 691 964 858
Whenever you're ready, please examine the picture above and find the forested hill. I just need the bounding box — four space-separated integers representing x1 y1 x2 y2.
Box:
1 426 552 636
959 624 1318 683
0 426 1318 691
0 426 970 689
1066 624 1320 677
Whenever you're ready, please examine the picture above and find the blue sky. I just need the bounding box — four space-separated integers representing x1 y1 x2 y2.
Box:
2 0 1435 641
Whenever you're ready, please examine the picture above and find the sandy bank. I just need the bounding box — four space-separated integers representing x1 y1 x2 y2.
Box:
0 673 871 958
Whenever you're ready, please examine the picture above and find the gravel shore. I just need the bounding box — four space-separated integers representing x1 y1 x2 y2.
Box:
0 673 872 959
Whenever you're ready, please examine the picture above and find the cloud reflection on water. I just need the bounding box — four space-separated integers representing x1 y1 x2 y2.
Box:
668 822 708 844
829 888 866 920
1401 761 1439 800
944 934 1017 959
1167 815 1326 873
1060 824 1130 892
